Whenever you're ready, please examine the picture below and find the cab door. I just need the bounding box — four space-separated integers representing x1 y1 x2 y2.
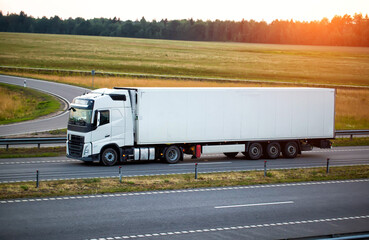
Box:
91 110 112 154
111 108 125 146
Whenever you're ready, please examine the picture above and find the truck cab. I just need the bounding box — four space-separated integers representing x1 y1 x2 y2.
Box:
67 88 134 165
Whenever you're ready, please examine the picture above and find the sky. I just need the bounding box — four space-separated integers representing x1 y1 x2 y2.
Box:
0 0 368 23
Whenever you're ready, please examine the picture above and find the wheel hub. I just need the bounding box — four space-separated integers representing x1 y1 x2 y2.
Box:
168 150 178 160
105 152 115 162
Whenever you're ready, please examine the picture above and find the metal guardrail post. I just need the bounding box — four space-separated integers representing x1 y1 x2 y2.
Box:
36 170 39 188
326 158 330 174
195 163 198 179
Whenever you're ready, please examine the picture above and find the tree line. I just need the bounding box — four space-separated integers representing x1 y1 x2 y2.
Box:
1 11 369 46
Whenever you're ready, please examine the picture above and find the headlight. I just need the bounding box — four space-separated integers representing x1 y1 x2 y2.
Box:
83 144 90 156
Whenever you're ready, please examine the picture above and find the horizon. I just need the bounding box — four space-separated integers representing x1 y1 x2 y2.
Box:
1 10 367 24
1 0 369 23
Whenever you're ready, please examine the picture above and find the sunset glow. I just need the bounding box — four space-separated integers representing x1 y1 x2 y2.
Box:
0 0 368 22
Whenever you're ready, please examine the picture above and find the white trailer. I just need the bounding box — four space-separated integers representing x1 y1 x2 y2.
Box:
66 87 335 165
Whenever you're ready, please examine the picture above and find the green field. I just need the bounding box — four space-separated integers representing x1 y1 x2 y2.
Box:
1 32 369 130
1 32 369 86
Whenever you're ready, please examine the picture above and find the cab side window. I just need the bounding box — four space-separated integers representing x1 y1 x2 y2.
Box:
100 110 110 126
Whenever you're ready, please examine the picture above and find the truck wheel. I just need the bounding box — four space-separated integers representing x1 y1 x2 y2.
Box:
165 146 181 164
224 152 238 158
266 142 281 159
282 142 298 158
101 148 118 166
247 143 263 160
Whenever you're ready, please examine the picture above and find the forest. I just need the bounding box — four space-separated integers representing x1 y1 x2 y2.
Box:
0 11 368 47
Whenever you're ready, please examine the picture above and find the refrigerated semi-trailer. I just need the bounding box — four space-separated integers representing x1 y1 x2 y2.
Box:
66 87 335 165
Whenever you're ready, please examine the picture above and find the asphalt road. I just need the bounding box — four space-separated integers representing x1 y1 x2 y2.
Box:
1 146 368 183
0 74 89 136
0 179 368 240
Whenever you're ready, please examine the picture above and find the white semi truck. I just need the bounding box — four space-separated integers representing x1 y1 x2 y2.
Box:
66 87 335 165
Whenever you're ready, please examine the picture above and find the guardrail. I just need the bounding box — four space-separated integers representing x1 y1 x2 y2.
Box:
0 130 368 150
335 130 369 139
0 137 66 150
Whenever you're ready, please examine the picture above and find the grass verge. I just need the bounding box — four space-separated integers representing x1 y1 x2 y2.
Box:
1 166 368 200
0 82 61 125
0 147 65 158
332 137 369 147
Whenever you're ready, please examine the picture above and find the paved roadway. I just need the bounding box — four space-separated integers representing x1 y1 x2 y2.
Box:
0 146 368 183
0 75 89 136
0 179 368 240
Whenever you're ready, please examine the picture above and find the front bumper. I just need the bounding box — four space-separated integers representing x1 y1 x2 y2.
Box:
66 153 99 162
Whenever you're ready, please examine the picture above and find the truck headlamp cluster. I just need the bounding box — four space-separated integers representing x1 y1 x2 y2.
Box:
83 144 90 156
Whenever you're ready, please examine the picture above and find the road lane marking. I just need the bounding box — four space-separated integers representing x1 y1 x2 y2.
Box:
169 162 232 166
88 215 369 239
0 160 80 165
1 179 368 204
214 201 294 209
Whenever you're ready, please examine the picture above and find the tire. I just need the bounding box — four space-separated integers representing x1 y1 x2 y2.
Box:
224 152 238 158
101 147 118 166
246 143 263 160
164 146 181 164
282 141 298 158
266 142 281 159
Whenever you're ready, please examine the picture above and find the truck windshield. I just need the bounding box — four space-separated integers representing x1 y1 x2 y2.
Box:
68 108 92 126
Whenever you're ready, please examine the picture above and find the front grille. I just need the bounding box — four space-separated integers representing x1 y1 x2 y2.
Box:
68 135 84 157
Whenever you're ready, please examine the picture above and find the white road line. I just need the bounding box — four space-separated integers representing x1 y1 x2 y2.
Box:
89 215 369 240
169 162 232 166
0 160 79 165
214 201 294 209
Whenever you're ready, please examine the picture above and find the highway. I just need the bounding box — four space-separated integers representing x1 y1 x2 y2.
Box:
0 179 368 239
0 146 368 183
0 75 88 136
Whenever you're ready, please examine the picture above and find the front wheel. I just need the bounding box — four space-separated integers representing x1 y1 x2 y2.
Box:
101 148 118 166
165 146 182 164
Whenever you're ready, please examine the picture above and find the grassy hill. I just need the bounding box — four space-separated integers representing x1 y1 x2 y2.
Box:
1 32 369 86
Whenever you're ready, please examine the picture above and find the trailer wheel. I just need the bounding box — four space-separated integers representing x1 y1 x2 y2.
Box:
247 143 263 160
101 148 118 166
224 152 238 158
266 142 281 159
165 146 181 164
282 142 298 158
